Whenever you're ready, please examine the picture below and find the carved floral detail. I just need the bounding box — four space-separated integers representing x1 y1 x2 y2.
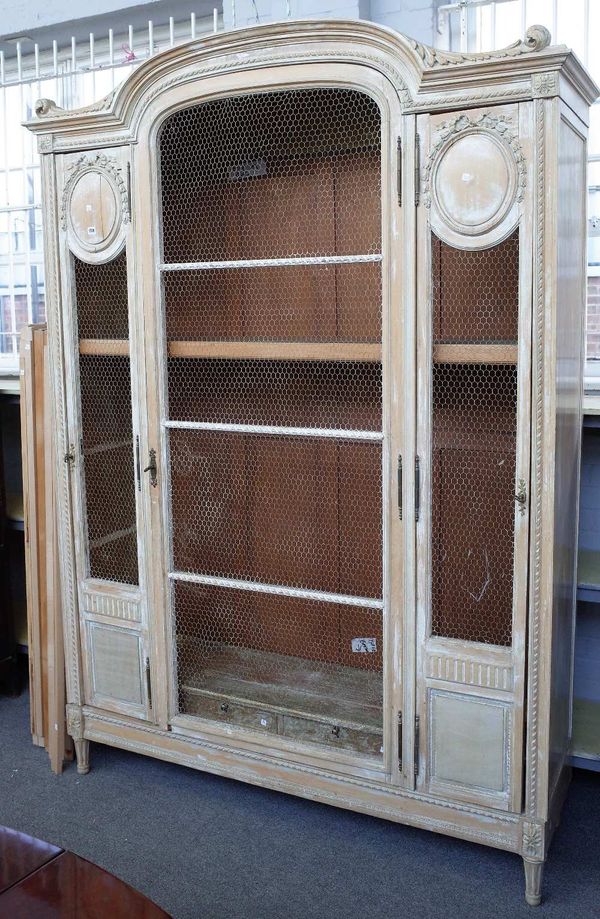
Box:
60 152 130 231
532 72 559 97
422 112 526 210
66 704 84 740
522 821 544 858
411 24 551 69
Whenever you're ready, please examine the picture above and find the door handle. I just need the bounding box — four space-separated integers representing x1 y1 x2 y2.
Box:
144 448 158 487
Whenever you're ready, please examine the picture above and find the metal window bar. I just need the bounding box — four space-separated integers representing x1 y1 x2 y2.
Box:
0 11 223 369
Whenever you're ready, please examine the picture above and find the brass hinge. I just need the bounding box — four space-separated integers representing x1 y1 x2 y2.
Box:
397 453 403 520
398 711 403 771
414 715 420 776
145 657 153 710
414 455 421 522
396 136 402 207
414 133 421 207
127 161 132 215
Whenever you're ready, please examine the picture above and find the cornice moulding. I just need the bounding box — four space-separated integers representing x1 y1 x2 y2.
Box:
24 19 599 140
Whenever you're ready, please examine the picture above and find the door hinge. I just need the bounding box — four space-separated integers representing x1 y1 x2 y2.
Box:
135 435 141 491
396 136 402 207
144 448 158 487
397 711 403 771
64 444 75 466
414 455 421 522
414 715 420 777
145 657 153 710
414 133 421 207
127 161 132 216
397 453 403 520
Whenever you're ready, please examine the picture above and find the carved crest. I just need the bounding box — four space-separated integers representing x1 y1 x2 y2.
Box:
522 821 544 858
411 24 551 69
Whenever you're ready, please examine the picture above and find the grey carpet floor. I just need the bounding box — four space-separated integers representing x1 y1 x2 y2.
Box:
1 690 599 919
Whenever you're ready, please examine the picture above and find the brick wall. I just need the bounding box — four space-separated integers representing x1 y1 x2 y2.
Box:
587 276 600 360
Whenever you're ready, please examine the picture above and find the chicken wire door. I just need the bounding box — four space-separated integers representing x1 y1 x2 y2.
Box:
148 78 406 775
56 147 152 721
414 106 533 811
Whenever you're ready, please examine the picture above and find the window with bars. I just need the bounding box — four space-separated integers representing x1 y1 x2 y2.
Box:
438 0 600 376
0 13 219 370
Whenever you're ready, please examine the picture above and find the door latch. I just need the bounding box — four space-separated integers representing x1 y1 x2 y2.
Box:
398 711 403 771
144 448 158 487
64 444 75 465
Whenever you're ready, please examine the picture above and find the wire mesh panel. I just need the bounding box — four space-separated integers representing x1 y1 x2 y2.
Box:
159 87 385 755
431 364 517 646
174 580 383 755
169 430 382 599
162 262 381 343
74 250 129 339
159 88 381 263
74 253 138 585
167 359 382 430
432 231 519 343
429 229 519 647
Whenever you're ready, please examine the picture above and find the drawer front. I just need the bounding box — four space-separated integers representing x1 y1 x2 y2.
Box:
283 715 382 756
181 691 278 734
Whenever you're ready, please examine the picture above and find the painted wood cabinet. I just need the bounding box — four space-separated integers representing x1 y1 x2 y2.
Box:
26 21 598 905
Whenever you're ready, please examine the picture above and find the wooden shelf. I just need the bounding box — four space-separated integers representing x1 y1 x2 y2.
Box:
577 549 600 604
78 339 381 361
571 697 600 769
167 341 382 361
79 339 129 356
433 343 518 364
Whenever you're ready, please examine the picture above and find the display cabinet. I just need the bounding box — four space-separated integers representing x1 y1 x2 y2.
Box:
27 20 598 905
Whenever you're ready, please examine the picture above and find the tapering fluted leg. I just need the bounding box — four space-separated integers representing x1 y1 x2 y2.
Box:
523 858 543 906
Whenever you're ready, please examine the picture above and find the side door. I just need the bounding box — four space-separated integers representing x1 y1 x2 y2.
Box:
57 147 154 721
413 104 534 811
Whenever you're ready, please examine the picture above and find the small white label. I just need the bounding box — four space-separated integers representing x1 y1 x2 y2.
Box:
229 158 267 181
87 225 97 236
260 717 269 727
351 637 377 653
85 203 93 212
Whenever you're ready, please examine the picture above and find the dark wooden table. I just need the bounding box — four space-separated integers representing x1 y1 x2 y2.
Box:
0 825 170 917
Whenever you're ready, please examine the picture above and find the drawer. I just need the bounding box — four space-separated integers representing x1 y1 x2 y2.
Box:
181 690 279 734
283 714 382 757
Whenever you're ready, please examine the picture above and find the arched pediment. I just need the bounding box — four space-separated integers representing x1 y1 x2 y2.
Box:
25 19 586 153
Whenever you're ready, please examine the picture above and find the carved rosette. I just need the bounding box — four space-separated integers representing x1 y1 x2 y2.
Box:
66 703 84 741
522 821 544 859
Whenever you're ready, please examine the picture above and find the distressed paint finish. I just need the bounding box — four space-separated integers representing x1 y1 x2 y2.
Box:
25 20 597 907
